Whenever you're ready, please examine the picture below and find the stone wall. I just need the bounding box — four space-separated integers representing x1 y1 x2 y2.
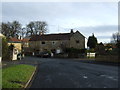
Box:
70 31 85 49
29 40 70 52
29 31 85 52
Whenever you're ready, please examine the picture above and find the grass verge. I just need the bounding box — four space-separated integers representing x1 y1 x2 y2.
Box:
2 64 36 88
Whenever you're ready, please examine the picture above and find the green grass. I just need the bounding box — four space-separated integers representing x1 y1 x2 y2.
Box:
2 64 36 88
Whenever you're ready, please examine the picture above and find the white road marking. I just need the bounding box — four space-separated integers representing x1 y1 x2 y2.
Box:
100 75 118 81
83 76 88 79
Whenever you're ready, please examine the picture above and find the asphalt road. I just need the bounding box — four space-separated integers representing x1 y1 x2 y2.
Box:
22 56 119 88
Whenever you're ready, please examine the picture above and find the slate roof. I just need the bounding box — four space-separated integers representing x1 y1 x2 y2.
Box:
29 33 73 41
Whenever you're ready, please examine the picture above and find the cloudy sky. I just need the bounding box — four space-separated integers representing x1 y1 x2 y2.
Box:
2 2 118 43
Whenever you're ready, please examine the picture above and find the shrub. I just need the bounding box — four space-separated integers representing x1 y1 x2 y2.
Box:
65 48 86 54
64 48 86 58
2 38 10 60
86 48 95 53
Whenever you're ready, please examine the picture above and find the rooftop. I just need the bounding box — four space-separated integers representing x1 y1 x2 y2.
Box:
29 33 73 41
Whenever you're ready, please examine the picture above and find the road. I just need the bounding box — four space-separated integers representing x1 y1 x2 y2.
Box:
22 56 118 88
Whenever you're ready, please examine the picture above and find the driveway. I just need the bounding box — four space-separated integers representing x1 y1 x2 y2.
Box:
23 56 119 88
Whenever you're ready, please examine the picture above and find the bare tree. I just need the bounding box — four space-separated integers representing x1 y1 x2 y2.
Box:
1 21 22 39
26 21 47 36
11 21 21 38
111 32 120 44
1 22 12 38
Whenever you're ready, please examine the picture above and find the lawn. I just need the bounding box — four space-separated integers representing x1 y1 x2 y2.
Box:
2 64 36 88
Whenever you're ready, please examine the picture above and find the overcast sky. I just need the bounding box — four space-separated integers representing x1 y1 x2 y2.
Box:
2 2 118 43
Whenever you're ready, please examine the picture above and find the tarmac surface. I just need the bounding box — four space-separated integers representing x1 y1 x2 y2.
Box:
2 56 119 88
23 56 118 88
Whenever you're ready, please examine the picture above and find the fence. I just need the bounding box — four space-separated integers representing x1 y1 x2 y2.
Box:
87 53 96 58
95 55 119 63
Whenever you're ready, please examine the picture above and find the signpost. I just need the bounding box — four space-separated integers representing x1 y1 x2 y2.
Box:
0 36 2 63
12 48 18 60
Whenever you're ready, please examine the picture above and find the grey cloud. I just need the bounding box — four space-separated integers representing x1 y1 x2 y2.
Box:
2 2 117 43
77 25 118 33
73 25 118 43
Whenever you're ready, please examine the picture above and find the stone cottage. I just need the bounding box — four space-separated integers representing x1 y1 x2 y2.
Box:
29 29 85 53
8 38 22 53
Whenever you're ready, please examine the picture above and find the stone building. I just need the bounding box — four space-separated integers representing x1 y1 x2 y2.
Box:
22 37 30 53
8 38 22 53
29 30 85 53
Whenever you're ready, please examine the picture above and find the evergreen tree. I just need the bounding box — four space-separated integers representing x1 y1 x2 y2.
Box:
2 38 10 60
87 33 98 49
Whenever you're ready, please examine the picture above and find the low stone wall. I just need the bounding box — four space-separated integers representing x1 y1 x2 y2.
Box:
95 55 119 63
54 53 86 58
54 54 68 58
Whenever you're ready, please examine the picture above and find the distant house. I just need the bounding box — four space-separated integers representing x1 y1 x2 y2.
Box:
96 42 105 55
8 38 22 53
29 29 85 53
22 37 30 53
8 37 31 54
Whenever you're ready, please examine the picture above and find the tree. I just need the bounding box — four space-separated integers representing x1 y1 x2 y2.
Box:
2 37 10 60
1 21 22 39
10 21 22 38
26 21 47 36
9 44 14 51
111 32 120 44
112 32 120 57
1 22 10 38
87 33 98 49
111 32 120 53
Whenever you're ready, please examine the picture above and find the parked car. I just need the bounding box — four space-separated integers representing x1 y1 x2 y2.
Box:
36 51 51 58
17 53 22 60
17 53 24 60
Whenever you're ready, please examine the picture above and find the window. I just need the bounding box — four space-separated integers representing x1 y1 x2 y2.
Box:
52 41 55 45
41 41 45 44
76 40 79 43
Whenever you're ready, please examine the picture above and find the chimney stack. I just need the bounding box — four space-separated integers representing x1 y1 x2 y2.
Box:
70 29 74 33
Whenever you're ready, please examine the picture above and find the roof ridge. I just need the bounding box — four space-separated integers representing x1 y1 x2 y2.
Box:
29 32 72 41
41 33 71 36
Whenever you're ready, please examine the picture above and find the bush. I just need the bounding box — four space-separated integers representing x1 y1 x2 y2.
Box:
86 48 95 53
64 48 86 58
65 48 86 54
2 38 10 60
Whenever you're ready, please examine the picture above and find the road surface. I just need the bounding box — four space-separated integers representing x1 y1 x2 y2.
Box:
23 57 119 88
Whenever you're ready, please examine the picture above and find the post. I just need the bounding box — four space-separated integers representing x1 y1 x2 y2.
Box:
0 37 2 63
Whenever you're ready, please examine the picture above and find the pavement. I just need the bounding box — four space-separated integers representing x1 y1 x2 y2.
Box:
2 58 38 68
2 56 119 88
